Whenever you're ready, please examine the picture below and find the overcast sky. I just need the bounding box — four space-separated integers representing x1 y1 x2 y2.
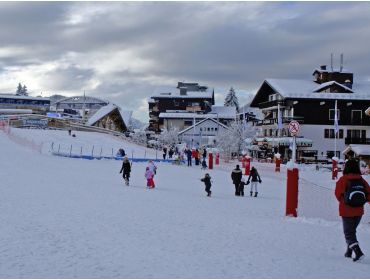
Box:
1 1 370 121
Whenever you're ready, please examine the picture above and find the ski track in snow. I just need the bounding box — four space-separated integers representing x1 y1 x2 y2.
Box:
1 129 370 278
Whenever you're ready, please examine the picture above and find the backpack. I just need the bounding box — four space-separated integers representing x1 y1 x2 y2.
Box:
344 179 368 207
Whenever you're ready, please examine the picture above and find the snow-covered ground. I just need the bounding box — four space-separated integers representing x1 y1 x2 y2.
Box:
1 128 370 278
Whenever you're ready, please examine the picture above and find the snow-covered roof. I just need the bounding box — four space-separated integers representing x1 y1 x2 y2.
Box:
151 86 213 99
0 94 50 101
87 103 132 127
313 68 352 74
52 95 109 105
159 112 235 120
263 78 370 100
178 118 230 135
342 144 370 156
313 81 353 93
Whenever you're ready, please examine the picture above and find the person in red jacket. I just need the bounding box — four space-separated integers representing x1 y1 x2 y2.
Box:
335 159 370 262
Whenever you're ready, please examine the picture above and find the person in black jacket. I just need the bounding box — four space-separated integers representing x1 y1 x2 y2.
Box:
231 165 243 196
200 173 212 197
247 167 262 197
119 156 132 186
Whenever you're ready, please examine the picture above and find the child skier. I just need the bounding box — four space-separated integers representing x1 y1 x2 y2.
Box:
239 177 246 196
201 157 208 170
247 167 262 197
145 167 155 189
200 173 212 197
119 156 131 186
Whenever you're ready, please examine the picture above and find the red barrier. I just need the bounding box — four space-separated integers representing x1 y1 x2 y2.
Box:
286 168 299 217
215 152 219 165
208 152 213 170
244 157 251 175
242 155 246 168
275 158 281 172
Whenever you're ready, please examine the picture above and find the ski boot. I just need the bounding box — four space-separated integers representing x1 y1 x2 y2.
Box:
254 192 258 197
250 191 253 196
344 246 352 258
350 243 364 262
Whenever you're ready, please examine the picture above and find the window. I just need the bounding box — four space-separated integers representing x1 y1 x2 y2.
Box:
329 109 340 120
215 127 218 131
351 110 362 124
324 129 343 139
184 120 193 126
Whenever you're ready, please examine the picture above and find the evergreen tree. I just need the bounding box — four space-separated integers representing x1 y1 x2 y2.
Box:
224 87 240 112
16 83 23 95
22 85 28 96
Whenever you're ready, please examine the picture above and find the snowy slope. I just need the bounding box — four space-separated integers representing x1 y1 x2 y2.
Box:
1 130 370 278
8 128 158 159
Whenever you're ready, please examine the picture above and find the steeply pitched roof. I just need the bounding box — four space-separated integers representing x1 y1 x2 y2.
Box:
87 103 132 127
257 78 370 101
178 118 230 135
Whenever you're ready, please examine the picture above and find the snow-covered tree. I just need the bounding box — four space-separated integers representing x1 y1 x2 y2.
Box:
22 85 28 96
216 120 256 159
15 83 28 96
16 83 23 95
157 127 179 147
131 130 147 146
224 87 239 113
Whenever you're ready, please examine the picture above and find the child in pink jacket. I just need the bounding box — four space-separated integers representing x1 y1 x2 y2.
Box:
145 167 155 188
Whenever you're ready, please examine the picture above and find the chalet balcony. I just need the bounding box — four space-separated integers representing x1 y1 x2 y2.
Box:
345 138 370 145
258 100 284 109
254 116 304 126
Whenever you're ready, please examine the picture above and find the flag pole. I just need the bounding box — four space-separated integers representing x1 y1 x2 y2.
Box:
334 100 338 158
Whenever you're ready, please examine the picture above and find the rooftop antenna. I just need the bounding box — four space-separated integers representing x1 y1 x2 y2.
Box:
340 53 343 72
331 53 333 71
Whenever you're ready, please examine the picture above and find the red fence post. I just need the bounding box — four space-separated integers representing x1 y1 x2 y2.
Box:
245 156 251 175
209 152 213 170
215 152 219 165
286 167 299 217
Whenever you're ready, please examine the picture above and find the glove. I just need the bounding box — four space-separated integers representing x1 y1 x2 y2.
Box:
119 171 122 174
246 181 250 185
259 180 262 183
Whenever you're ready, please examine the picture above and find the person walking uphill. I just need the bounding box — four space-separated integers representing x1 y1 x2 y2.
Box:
247 167 262 197
200 173 212 197
231 165 243 196
119 156 131 186
335 159 370 262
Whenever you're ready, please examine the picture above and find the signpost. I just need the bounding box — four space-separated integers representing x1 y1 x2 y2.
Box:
288 120 300 163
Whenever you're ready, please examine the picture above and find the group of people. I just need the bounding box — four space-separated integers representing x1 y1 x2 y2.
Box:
119 152 370 262
200 165 262 198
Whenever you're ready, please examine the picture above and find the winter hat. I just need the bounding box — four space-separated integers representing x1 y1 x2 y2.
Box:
236 164 240 169
146 167 149 170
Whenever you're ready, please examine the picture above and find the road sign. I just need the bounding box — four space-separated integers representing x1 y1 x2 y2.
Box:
289 120 300 136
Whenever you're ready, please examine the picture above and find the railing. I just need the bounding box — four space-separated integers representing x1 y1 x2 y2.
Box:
345 138 370 145
254 116 304 126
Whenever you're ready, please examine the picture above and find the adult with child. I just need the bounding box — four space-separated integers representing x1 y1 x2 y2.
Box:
119 156 131 186
231 165 243 196
335 158 370 262
247 166 262 197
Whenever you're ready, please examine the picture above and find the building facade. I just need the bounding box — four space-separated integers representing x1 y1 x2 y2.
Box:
148 82 215 133
250 63 370 160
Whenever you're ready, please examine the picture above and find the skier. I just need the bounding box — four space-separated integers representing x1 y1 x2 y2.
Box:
201 157 207 170
239 177 246 197
163 147 167 160
200 173 212 197
119 156 131 186
335 159 370 262
195 149 200 165
168 147 174 159
202 147 207 160
147 160 157 175
186 148 192 166
231 165 243 196
247 167 262 197
145 167 155 189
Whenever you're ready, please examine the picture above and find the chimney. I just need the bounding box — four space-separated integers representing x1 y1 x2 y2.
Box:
320 65 327 70
180 87 187 96
331 53 333 71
